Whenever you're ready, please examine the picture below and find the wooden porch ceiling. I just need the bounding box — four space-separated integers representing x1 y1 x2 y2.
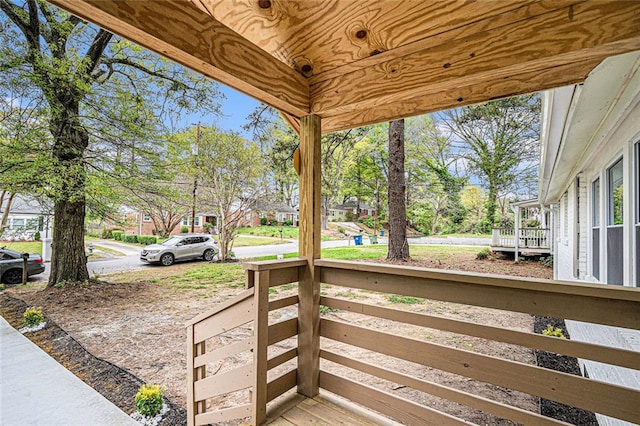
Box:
48 0 640 134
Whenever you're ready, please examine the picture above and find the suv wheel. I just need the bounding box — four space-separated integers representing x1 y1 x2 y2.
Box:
2 269 22 284
160 253 175 266
203 249 215 261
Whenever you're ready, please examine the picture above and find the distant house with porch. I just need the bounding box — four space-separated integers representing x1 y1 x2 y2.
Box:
245 201 298 227
491 199 552 257
329 200 374 221
123 211 219 236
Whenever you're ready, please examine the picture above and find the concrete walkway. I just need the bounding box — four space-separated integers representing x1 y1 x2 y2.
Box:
0 316 138 426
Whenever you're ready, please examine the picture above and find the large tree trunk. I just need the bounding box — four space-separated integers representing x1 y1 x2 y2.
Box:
49 198 90 284
47 103 90 287
387 119 409 260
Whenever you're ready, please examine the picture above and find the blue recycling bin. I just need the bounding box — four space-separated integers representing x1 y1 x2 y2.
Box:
353 235 363 245
380 230 385 236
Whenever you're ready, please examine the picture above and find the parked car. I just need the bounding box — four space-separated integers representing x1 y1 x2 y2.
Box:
0 247 46 284
140 234 218 266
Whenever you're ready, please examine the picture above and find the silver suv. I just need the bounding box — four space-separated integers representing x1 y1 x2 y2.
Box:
140 234 218 266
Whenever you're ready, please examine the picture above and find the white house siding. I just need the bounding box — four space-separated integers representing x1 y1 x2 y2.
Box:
556 190 575 281
545 52 640 288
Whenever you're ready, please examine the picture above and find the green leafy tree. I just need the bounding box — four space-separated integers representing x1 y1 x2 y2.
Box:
405 115 467 234
172 126 266 260
0 1 220 286
445 96 540 232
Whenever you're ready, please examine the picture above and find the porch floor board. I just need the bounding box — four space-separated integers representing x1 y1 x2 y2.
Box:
565 320 640 426
265 392 402 426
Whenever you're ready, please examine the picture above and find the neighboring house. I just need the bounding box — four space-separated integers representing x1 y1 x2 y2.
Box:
124 212 219 236
0 194 52 238
539 51 640 426
329 200 374 221
246 201 298 227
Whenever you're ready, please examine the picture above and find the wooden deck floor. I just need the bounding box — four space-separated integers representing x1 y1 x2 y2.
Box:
265 392 400 426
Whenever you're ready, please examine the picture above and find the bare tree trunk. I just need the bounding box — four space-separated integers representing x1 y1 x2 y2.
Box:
0 192 16 234
387 119 409 260
49 198 90 284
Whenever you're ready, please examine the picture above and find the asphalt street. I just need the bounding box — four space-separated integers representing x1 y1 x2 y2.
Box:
29 235 490 283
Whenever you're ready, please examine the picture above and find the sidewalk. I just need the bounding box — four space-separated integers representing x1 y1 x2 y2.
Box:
0 316 138 426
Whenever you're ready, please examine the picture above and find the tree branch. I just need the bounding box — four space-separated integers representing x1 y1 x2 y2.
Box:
83 29 113 79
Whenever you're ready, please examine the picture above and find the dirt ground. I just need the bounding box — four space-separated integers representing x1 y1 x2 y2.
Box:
2 252 554 424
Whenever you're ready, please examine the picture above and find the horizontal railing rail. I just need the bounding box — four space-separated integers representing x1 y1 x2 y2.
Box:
316 259 640 425
186 258 304 426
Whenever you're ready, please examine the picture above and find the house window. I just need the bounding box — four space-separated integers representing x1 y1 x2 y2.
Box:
26 218 38 230
181 216 201 227
10 218 24 230
606 158 623 285
592 178 600 280
143 215 151 222
562 192 568 243
636 142 640 286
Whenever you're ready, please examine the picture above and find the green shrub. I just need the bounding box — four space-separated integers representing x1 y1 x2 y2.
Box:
135 384 165 417
539 256 554 267
476 248 492 260
34 231 41 240
260 217 268 226
388 295 423 304
269 219 278 226
123 234 138 244
320 305 338 315
181 225 189 233
112 231 124 241
282 220 293 226
137 235 157 245
23 306 44 327
542 324 566 339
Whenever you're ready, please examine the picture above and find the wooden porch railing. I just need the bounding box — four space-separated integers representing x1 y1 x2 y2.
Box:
185 258 306 426
316 259 640 425
492 227 551 249
187 258 640 425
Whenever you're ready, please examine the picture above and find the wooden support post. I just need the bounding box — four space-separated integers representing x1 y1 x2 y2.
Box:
252 270 270 425
297 114 321 397
186 325 206 426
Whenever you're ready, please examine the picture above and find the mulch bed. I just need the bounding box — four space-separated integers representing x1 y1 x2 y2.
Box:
0 294 187 426
533 315 598 425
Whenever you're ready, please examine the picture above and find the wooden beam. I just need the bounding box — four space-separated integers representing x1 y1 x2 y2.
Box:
297 114 321 397
252 270 269 425
47 0 309 117
310 1 640 118
321 58 600 133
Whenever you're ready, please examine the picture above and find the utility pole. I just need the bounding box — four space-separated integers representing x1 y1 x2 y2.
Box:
191 122 200 233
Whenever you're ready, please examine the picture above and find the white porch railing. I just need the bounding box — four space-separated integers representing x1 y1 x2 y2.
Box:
492 227 550 249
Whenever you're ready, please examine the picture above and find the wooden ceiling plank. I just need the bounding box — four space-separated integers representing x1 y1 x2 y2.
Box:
47 0 310 117
320 58 602 134
310 1 640 117
203 0 545 78
309 0 581 85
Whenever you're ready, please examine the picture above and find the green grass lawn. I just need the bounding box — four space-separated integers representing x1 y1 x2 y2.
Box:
237 226 338 241
232 236 289 247
0 241 43 254
251 244 482 262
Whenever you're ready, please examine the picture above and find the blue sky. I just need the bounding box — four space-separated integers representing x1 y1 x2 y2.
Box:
185 84 261 138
